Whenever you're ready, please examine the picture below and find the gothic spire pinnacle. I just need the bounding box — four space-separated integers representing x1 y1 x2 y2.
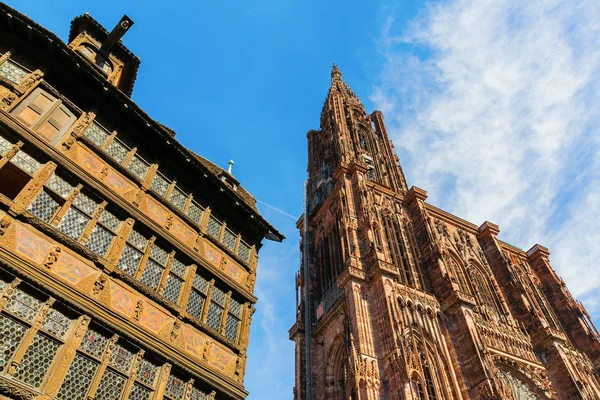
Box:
331 63 342 82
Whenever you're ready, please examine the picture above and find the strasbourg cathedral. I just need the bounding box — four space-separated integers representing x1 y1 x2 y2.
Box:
289 65 600 400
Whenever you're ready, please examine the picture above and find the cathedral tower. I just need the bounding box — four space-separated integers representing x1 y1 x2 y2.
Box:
290 66 600 399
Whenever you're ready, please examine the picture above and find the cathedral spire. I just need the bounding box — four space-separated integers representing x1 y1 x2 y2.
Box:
331 63 342 83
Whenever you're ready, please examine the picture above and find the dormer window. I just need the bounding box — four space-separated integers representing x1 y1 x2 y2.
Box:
78 45 113 75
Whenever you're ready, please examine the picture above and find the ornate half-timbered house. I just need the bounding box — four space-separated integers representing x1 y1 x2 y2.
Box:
290 65 600 399
0 4 283 400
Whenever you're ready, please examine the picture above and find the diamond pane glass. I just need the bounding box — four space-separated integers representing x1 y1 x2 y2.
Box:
190 387 209 400
238 241 251 262
41 307 74 339
0 276 9 292
186 290 205 319
206 216 222 239
10 150 41 175
56 352 99 400
106 139 128 164
137 358 158 387
225 314 240 342
0 60 27 84
170 259 187 277
13 333 61 387
73 193 98 215
141 260 163 290
109 343 134 373
79 328 109 359
165 375 185 399
206 303 223 331
5 288 43 322
129 383 152 400
98 209 121 232
211 286 226 306
229 298 242 317
46 174 74 198
58 207 90 240
186 201 203 224
163 275 182 303
118 244 143 276
128 229 148 250
151 173 169 197
222 229 236 251
192 274 210 294
86 225 115 256
95 368 126 400
0 134 13 156
128 156 149 180
28 190 60 223
169 187 187 211
151 244 169 265
83 122 110 147
0 314 28 373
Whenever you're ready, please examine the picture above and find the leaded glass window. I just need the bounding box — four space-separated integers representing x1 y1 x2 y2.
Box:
83 122 110 148
109 343 135 373
225 297 242 342
0 134 13 156
186 273 210 319
164 374 186 400
58 207 90 240
95 368 127 400
141 259 163 290
57 353 99 400
0 314 28 373
27 190 60 223
151 173 170 197
105 139 129 164
186 201 203 224
58 326 109 400
87 209 121 257
73 193 98 215
163 259 187 304
137 358 159 387
79 327 109 358
238 241 251 262
211 286 226 306
5 287 43 322
13 332 60 387
0 59 28 84
41 306 74 339
129 383 153 400
46 173 74 198
222 228 237 251
206 302 223 331
190 387 209 400
128 229 149 251
128 155 149 180
118 244 144 276
206 215 222 239
225 313 240 342
169 187 188 211
10 149 41 175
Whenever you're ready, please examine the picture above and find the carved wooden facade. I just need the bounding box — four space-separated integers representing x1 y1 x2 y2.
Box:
0 4 282 400
290 65 600 399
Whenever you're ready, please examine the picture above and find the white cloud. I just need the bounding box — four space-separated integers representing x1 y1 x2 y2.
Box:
371 0 600 307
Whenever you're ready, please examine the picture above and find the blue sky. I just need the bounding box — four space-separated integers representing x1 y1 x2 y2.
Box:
9 0 600 398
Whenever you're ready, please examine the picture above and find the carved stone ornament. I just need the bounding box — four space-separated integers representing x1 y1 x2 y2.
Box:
0 214 13 236
0 91 18 110
43 246 62 269
16 70 43 94
92 273 108 296
133 300 144 321
0 378 37 400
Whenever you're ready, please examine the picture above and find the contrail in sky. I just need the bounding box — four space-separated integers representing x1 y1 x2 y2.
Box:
256 199 298 220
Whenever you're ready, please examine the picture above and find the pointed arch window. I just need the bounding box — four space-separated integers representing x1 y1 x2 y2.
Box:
382 214 414 287
411 373 427 400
